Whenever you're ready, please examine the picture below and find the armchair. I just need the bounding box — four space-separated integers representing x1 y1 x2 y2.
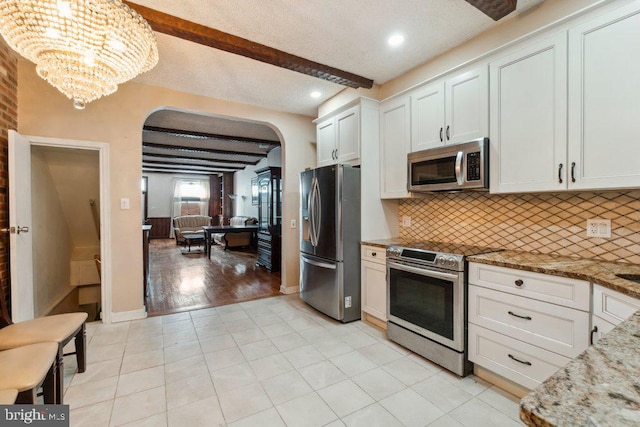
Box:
173 215 212 245
213 216 258 249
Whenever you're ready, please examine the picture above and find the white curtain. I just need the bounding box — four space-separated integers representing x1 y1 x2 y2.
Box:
169 178 210 238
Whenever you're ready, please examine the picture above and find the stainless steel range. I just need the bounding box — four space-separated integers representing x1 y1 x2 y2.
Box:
386 241 499 376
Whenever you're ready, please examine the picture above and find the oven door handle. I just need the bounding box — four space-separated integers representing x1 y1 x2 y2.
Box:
387 261 460 281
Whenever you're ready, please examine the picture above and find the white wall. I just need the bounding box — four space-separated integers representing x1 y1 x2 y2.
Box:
234 159 265 218
31 148 74 316
145 172 210 218
19 69 317 314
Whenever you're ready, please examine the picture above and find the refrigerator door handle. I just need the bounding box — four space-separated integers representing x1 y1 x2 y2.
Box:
314 177 322 243
308 177 316 246
301 255 337 270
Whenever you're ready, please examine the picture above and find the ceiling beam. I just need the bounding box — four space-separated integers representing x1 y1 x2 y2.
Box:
143 125 280 147
465 0 517 21
143 142 267 158
124 1 374 89
142 152 260 165
142 164 239 173
143 169 221 176
143 159 244 170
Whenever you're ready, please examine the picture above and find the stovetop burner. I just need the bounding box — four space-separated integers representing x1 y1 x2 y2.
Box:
386 240 502 272
400 240 500 256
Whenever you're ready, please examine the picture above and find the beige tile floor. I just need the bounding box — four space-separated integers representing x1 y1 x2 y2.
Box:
63 294 524 427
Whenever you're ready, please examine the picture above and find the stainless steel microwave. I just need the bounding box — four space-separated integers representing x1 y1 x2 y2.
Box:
408 138 489 192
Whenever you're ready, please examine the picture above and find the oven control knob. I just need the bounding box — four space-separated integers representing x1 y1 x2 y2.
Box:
447 257 457 267
436 256 446 265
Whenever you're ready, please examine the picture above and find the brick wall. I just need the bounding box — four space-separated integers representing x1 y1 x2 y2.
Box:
0 39 18 315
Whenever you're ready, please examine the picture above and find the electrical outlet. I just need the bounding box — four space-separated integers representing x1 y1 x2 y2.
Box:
586 219 611 238
120 198 130 209
290 219 296 229
345 296 352 308
402 215 412 227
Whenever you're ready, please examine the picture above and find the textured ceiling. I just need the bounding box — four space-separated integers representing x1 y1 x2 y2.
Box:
136 1 544 174
132 0 544 116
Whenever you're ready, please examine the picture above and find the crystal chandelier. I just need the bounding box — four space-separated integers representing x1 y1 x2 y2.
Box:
0 0 158 109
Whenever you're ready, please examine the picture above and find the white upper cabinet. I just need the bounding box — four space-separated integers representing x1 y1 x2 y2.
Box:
315 105 360 167
316 118 336 167
410 81 445 151
410 65 488 152
446 66 489 144
380 95 411 199
567 3 640 190
490 33 568 193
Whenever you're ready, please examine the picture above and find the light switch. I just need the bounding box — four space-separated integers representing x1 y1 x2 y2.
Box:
290 219 297 229
120 198 130 209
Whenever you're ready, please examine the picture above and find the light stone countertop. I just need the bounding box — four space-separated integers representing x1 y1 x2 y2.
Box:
467 250 640 426
362 242 640 426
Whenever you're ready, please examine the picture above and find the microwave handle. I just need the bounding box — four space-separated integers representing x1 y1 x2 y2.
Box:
455 151 464 185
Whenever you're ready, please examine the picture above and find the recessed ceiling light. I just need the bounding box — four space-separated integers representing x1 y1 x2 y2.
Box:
388 34 405 47
310 91 321 98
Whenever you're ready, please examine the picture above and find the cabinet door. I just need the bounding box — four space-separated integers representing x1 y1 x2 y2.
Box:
568 3 640 190
361 260 387 321
445 65 488 144
590 315 616 346
317 118 336 167
380 95 411 199
336 106 360 164
489 34 568 193
410 81 445 152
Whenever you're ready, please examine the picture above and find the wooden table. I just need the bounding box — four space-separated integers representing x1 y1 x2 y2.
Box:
182 233 205 253
202 225 259 258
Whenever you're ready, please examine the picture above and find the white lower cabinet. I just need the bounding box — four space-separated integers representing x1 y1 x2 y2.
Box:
361 245 387 321
468 262 590 389
590 284 640 344
468 324 571 390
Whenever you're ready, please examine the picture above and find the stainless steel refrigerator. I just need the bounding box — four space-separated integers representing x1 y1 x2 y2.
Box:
300 164 361 322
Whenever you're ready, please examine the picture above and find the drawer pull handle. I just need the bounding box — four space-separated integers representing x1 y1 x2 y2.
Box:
514 279 524 287
508 354 532 366
508 311 532 321
372 252 377 257
590 326 598 346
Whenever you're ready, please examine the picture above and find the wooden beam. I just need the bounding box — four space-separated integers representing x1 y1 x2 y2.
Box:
143 160 243 170
465 0 517 21
142 152 260 165
124 1 374 89
142 142 267 158
142 164 239 173
143 169 220 176
143 126 280 147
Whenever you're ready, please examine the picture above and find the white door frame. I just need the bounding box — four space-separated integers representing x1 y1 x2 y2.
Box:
25 134 112 324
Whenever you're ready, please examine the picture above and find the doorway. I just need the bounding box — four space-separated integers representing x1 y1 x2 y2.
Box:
9 132 111 323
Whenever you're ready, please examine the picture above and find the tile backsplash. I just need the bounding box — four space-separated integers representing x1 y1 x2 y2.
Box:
399 191 640 264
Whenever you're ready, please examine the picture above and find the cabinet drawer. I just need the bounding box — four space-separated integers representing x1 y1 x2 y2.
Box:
469 285 589 358
593 284 640 326
468 262 590 310
361 245 386 264
468 324 571 390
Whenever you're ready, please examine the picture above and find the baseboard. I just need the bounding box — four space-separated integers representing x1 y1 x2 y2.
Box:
279 284 299 295
473 365 531 399
362 312 388 330
111 307 147 323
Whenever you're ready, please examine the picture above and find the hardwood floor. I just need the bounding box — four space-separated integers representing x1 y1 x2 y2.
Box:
146 239 281 316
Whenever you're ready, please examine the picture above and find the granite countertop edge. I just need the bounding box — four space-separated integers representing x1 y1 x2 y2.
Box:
361 240 640 427
361 240 640 299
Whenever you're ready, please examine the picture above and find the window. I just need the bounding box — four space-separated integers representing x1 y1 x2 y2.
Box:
172 179 210 217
